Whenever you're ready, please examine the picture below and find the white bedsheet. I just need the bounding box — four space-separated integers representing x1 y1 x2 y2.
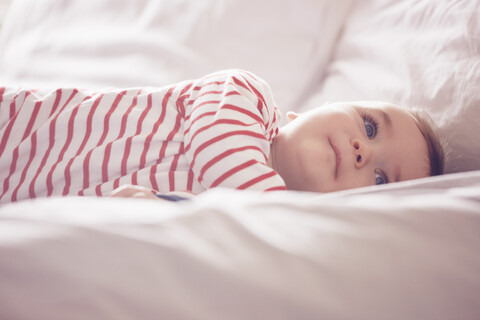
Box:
1 171 480 320
0 0 479 318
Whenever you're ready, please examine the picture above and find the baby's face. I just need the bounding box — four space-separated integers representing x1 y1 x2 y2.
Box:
270 101 430 193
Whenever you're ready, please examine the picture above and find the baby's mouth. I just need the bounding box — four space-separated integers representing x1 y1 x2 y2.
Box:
329 138 342 179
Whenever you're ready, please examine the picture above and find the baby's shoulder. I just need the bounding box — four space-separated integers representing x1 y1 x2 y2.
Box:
201 69 272 93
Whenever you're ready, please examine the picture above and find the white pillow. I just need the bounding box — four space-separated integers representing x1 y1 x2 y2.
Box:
0 0 353 114
304 0 480 173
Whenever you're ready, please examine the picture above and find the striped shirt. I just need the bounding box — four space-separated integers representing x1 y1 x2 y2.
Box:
0 70 286 203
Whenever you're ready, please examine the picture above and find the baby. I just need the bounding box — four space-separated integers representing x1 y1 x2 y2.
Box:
110 70 445 200
0 70 444 203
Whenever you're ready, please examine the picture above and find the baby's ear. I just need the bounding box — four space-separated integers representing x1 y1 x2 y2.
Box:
286 111 299 122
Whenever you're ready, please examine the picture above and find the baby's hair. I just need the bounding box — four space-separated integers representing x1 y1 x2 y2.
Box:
408 108 445 176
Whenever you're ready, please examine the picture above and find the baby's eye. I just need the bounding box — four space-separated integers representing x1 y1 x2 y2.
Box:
363 116 378 140
375 171 388 185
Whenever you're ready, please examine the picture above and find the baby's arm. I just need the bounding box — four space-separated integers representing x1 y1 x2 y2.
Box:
183 70 286 191
110 185 159 200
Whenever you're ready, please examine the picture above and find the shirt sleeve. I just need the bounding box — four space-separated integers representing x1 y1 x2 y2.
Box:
182 69 286 191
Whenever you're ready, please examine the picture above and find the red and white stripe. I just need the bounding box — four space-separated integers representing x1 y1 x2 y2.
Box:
0 70 286 203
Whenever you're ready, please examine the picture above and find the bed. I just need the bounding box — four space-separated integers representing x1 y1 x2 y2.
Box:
0 0 479 319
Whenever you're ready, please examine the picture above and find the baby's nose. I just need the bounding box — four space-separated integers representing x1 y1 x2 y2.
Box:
352 139 372 169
